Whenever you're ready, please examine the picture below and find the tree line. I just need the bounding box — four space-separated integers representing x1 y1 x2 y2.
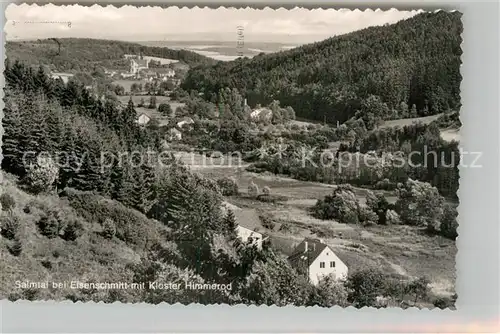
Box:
182 11 462 125
6 38 215 74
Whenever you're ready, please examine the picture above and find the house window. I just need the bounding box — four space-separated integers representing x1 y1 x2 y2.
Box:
330 261 335 268
320 262 325 268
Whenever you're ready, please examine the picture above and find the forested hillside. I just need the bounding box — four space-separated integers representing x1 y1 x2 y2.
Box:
6 38 216 72
182 11 462 124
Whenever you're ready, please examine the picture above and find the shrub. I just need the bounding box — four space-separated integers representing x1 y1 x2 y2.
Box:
440 204 458 240
1 214 20 240
41 260 53 269
8 237 23 256
216 177 239 196
248 181 259 197
0 193 15 211
433 296 456 309
386 209 402 225
312 185 362 224
23 204 31 214
260 215 276 231
102 218 117 239
279 222 292 234
374 178 397 190
346 268 387 308
309 274 349 307
62 218 85 241
359 207 378 226
158 103 172 115
37 210 63 238
395 179 445 229
262 186 271 195
24 156 59 194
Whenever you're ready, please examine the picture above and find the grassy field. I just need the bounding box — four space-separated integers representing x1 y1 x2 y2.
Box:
112 80 142 94
116 95 186 126
379 114 443 129
180 155 456 299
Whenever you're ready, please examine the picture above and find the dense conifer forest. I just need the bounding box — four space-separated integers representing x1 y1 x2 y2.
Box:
182 11 462 124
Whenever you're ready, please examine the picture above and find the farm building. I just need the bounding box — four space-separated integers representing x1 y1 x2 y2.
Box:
168 127 182 141
136 113 151 125
288 238 348 285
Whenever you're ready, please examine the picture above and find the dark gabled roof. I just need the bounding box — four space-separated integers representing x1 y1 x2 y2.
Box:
288 238 329 265
233 208 261 231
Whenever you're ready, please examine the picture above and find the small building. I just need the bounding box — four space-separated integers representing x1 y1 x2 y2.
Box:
177 117 194 129
288 238 348 285
50 72 74 84
130 57 149 74
168 127 182 141
235 225 263 249
250 107 273 121
233 208 265 249
136 113 151 125
164 68 175 78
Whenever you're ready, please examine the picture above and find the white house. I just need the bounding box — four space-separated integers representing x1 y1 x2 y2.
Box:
136 113 151 125
288 238 348 285
235 225 263 249
250 107 273 121
221 205 265 250
168 127 182 141
177 117 194 129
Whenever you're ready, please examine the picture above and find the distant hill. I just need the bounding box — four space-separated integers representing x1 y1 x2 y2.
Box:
5 38 216 73
182 11 462 124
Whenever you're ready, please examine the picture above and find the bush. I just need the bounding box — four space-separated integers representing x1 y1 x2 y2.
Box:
309 274 349 307
62 218 85 241
386 209 402 225
346 268 387 308
312 185 362 224
433 296 456 309
158 103 172 115
260 215 276 231
248 181 259 197
279 222 292 234
0 193 16 211
216 177 239 196
262 186 271 195
8 237 23 256
440 204 458 240
395 179 445 229
24 156 59 194
359 207 378 226
102 218 117 239
37 210 63 238
1 214 21 240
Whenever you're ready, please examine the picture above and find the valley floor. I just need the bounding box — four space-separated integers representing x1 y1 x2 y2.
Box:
186 156 457 299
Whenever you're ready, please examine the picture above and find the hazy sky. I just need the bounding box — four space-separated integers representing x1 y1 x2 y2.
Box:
6 4 423 43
